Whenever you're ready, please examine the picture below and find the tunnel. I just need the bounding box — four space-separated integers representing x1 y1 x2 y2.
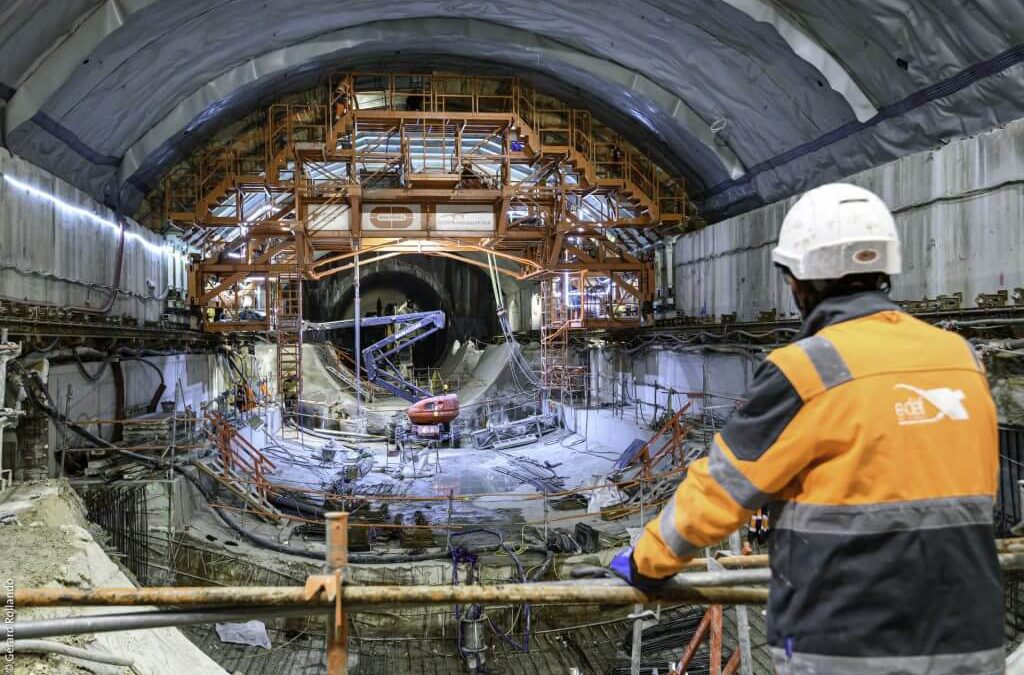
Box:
3 2 1024 673
305 255 499 368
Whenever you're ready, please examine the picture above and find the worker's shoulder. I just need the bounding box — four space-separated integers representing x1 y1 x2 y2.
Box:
762 339 829 401
821 308 949 342
768 311 981 395
822 310 982 373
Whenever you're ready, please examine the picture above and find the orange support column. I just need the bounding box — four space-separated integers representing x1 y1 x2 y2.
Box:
325 512 349 674
673 609 712 673
709 604 724 675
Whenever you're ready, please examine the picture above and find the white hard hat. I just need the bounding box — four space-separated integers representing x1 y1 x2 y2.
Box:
772 183 901 280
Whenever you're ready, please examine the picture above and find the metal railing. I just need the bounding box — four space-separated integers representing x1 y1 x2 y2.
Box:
9 530 1024 674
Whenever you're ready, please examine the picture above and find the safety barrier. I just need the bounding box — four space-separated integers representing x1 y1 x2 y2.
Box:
8 520 1024 675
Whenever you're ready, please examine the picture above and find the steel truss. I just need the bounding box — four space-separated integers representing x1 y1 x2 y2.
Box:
152 72 689 336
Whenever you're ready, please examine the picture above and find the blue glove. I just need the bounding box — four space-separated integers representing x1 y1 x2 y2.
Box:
609 547 672 593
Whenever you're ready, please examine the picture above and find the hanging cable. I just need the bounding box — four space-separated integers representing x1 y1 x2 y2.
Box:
73 351 111 382
486 250 538 391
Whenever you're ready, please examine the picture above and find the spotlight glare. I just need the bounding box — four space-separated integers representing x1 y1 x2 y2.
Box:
3 174 185 261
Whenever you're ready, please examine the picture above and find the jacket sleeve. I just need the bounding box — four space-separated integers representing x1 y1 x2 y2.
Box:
632 356 819 580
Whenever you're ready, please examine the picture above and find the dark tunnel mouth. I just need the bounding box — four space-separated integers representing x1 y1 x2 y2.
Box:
330 270 451 368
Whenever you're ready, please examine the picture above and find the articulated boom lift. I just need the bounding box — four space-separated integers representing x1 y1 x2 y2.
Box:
304 311 460 442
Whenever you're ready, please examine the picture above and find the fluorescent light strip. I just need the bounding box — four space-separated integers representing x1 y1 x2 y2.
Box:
3 174 184 260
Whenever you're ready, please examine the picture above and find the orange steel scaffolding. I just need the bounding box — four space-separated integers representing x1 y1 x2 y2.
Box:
152 72 688 334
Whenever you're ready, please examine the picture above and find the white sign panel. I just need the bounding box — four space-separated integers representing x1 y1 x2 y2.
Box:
308 204 350 231
435 204 495 232
362 204 424 232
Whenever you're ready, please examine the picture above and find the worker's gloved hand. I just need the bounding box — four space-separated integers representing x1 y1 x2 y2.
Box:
608 547 672 593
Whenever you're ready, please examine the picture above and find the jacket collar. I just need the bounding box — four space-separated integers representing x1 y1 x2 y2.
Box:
798 290 902 338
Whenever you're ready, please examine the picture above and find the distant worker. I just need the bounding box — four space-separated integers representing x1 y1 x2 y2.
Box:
742 506 769 555
610 184 1002 674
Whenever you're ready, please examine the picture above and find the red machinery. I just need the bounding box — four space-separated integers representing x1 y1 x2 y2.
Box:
305 311 462 446
406 393 460 425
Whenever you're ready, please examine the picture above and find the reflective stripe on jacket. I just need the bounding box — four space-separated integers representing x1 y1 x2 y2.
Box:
632 291 1003 674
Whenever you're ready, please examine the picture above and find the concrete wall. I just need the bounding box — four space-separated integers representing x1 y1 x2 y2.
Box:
0 147 186 323
588 346 756 425
674 118 1024 320
19 353 232 479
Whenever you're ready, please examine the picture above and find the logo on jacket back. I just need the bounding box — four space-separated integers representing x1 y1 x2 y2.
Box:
893 384 969 425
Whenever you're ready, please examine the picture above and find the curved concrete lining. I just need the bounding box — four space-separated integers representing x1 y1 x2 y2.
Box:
719 0 877 122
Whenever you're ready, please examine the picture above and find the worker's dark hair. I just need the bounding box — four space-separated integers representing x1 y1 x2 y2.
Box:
776 264 890 315
809 272 891 296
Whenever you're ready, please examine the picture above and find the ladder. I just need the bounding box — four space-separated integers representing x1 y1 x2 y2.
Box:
540 275 579 398
275 269 303 434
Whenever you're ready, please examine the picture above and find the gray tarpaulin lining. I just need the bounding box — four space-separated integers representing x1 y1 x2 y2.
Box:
121 55 728 202
0 0 855 206
1 0 1023 221
700 43 1024 199
20 0 854 159
716 0 877 122
4 0 159 134
117 19 746 185
0 0 102 91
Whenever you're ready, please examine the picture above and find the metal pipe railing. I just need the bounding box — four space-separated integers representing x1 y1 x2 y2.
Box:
9 518 1024 674
14 570 771 612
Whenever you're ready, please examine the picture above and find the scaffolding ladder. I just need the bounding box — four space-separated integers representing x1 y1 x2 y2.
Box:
275 268 303 433
540 275 583 399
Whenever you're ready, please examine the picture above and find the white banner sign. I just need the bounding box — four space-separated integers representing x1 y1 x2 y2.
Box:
434 204 495 232
308 204 350 231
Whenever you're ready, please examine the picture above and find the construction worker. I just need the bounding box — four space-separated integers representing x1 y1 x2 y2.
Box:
742 506 769 555
610 183 1003 674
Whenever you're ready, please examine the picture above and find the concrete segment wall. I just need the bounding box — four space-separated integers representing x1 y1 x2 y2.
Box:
0 147 185 323
673 118 1024 320
26 353 233 479
587 346 756 427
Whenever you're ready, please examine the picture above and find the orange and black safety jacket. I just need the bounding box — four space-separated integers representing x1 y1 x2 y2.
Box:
633 291 1003 674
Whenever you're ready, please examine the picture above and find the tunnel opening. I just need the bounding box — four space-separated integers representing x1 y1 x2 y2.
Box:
335 270 448 368
305 259 499 369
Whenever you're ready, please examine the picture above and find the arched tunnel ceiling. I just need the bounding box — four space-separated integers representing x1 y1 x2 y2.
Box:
1 0 1022 222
